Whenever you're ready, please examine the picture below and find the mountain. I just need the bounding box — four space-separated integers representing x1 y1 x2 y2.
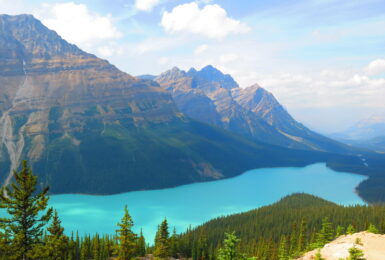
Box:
154 66 348 153
331 114 385 141
0 14 348 195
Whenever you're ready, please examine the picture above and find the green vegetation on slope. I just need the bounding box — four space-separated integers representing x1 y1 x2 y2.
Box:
176 193 385 259
32 118 360 195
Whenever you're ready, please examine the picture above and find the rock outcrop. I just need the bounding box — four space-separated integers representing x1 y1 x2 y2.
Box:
298 232 385 260
154 66 347 152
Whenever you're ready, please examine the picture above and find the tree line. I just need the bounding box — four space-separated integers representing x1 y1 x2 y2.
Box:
1 161 384 259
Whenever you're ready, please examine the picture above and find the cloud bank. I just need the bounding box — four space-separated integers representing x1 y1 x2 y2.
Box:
38 2 122 50
161 2 250 39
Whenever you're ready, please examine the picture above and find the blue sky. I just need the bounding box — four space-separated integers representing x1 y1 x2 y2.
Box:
1 0 385 132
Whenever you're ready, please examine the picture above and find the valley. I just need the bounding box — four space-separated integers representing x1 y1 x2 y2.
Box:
0 2 384 258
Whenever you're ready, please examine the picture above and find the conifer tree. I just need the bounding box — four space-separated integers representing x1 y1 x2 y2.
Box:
169 227 178 258
367 224 378 234
336 225 345 237
116 205 137 260
137 229 146 257
0 225 11 259
348 246 365 260
45 210 69 259
93 234 101 260
347 225 356 235
315 217 334 247
154 218 170 258
217 232 245 260
0 160 52 260
277 236 288 260
297 218 307 253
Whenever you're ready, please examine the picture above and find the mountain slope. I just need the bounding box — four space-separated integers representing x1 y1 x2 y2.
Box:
154 66 348 153
0 14 352 195
177 193 385 259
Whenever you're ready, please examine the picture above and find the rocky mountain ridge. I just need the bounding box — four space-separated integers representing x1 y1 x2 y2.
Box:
152 66 348 153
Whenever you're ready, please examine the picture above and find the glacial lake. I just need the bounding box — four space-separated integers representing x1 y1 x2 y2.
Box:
48 163 367 242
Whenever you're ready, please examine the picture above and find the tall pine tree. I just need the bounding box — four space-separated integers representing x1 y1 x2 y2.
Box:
217 232 245 260
45 210 69 260
154 218 170 259
0 160 52 260
116 205 137 260
137 229 146 257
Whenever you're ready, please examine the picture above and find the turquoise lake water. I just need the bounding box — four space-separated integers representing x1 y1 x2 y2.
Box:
48 163 367 242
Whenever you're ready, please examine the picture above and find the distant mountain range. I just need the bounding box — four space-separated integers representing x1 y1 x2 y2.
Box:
0 14 383 201
330 115 385 141
329 115 385 152
140 66 348 153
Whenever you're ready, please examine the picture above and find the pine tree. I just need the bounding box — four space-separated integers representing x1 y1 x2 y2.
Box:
315 217 334 247
154 218 170 259
0 160 52 260
277 236 288 260
217 232 245 260
169 227 178 258
347 224 356 235
336 225 345 237
45 210 69 259
0 225 11 259
92 234 101 260
348 246 365 260
137 229 146 257
367 223 378 234
116 205 137 260
297 218 307 253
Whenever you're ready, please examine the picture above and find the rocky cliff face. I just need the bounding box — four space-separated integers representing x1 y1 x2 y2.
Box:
0 14 335 194
155 66 348 152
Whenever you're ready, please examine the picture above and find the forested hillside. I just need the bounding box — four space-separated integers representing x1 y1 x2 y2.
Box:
176 193 385 259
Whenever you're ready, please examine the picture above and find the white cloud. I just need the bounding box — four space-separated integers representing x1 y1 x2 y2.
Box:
194 44 209 55
255 63 385 110
365 59 385 76
161 2 250 39
97 45 123 58
219 53 238 64
158 57 170 65
37 2 122 50
135 0 161 12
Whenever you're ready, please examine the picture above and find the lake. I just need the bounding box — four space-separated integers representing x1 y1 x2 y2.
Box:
49 163 367 242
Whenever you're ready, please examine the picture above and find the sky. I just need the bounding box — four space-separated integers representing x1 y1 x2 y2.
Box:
1 0 385 133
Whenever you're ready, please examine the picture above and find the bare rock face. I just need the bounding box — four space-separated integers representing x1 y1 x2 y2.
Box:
155 66 347 152
298 232 385 260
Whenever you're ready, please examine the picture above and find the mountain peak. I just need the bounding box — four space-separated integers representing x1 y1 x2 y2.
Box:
186 65 239 90
200 64 217 72
155 66 187 82
0 13 91 61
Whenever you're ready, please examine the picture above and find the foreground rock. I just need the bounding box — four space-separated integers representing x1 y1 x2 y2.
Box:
298 232 385 260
